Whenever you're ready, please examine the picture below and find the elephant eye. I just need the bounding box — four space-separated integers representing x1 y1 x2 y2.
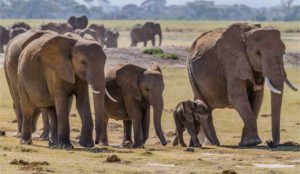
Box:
81 60 87 65
145 88 150 92
256 50 261 56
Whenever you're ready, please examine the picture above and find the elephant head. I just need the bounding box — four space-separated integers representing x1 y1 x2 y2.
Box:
0 25 9 53
68 15 88 30
11 22 31 30
143 22 162 46
105 30 119 48
216 23 297 147
88 24 106 46
116 64 167 145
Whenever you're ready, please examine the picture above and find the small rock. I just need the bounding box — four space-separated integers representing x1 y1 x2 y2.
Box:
296 123 300 125
260 113 271 118
70 114 77 118
221 170 237 174
105 155 121 163
184 147 195 152
0 130 6 136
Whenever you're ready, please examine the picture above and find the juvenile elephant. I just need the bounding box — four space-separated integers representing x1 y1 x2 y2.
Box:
5 29 112 149
0 25 9 53
68 15 88 30
130 22 162 47
102 64 167 148
187 23 297 147
172 100 218 147
11 22 31 30
105 30 119 48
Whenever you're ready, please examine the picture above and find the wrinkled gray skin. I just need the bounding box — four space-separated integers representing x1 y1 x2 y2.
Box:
130 22 162 47
187 23 297 147
0 25 9 53
5 30 107 149
9 28 28 40
105 30 119 48
40 22 73 34
103 64 167 148
172 100 219 148
68 15 88 30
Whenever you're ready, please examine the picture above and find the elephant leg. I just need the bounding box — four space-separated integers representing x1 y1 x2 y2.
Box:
122 120 133 147
189 123 201 147
13 104 22 137
229 89 261 146
143 41 147 47
40 109 49 140
20 104 34 145
76 84 94 148
151 38 155 47
132 116 144 148
31 109 40 133
55 94 73 149
177 128 186 147
205 112 220 145
184 122 201 148
142 106 150 144
47 107 58 148
172 131 179 146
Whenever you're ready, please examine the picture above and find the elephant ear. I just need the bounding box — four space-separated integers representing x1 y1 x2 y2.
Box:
116 64 144 101
23 34 76 84
149 63 162 73
216 23 254 81
182 101 194 123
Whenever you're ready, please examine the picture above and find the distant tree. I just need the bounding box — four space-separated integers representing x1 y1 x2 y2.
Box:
141 0 166 13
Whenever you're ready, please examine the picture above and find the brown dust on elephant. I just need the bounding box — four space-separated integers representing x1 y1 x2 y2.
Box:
187 23 297 147
4 29 115 149
101 64 167 148
130 22 162 47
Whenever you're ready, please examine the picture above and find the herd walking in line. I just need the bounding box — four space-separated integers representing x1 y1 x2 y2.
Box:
1 16 298 150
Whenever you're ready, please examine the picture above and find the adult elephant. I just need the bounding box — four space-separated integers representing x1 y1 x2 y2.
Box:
9 27 28 40
11 22 31 30
88 24 106 45
40 22 73 34
187 23 297 147
0 25 9 53
68 15 88 30
130 22 162 47
105 30 119 48
102 64 167 148
5 29 115 149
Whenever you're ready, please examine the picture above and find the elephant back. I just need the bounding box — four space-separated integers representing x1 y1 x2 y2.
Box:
188 28 224 61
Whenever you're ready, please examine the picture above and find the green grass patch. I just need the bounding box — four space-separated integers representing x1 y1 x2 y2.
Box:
142 48 179 60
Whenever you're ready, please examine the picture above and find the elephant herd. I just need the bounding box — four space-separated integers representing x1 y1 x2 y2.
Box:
0 16 163 53
3 22 298 150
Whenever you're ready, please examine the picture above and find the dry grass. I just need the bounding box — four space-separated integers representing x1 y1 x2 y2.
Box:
0 66 299 174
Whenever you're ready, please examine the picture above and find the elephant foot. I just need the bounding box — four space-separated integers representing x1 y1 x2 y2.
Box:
57 140 73 150
40 130 49 141
79 137 94 148
95 140 109 146
20 138 32 145
266 139 279 148
131 143 145 149
180 143 187 147
122 140 133 148
48 141 58 149
239 134 262 147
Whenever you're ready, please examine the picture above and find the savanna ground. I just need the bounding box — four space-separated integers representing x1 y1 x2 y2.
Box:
0 20 299 174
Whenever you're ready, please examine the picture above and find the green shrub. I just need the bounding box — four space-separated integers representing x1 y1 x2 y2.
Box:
142 48 164 55
157 53 179 60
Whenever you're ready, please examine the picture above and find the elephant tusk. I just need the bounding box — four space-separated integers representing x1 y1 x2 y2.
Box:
89 85 100 94
265 77 282 94
285 78 298 91
105 89 117 103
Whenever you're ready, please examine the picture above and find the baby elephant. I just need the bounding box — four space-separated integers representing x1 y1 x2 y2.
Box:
172 100 215 147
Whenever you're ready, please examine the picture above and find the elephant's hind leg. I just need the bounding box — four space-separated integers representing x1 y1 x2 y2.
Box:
122 120 133 147
20 104 34 145
13 104 23 137
40 109 50 140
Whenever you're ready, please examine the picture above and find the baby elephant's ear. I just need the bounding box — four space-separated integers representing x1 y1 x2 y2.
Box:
182 102 194 123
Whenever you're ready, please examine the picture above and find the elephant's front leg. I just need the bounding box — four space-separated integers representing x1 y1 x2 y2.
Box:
229 81 261 147
55 94 73 149
13 104 22 137
184 122 201 148
142 106 150 144
47 107 58 148
151 38 155 46
76 84 94 148
122 120 133 147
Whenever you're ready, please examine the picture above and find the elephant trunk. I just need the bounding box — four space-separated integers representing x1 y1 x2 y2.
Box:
151 95 167 146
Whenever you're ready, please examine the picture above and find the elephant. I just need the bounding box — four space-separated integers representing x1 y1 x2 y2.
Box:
187 23 297 147
0 25 9 53
102 64 167 148
75 28 104 46
9 27 28 40
88 24 106 45
11 22 31 30
4 29 115 149
172 100 218 148
104 29 119 48
40 22 72 34
130 22 162 47
68 15 88 30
